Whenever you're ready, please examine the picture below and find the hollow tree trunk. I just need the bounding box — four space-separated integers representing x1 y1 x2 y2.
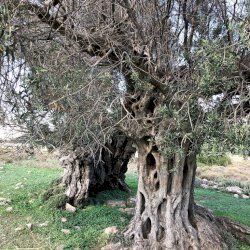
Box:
60 131 135 206
125 138 231 250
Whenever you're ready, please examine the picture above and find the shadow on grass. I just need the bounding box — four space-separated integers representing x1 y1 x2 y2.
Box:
90 175 138 205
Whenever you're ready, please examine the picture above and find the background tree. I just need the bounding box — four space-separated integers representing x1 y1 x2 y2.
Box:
0 6 135 205
1 0 250 249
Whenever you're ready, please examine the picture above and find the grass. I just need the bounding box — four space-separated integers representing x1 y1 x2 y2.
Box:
197 152 232 166
0 164 136 250
0 163 249 249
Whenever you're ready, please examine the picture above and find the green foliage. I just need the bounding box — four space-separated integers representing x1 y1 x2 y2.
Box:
41 178 68 209
197 117 250 160
226 124 250 157
191 21 250 157
197 153 231 166
0 2 17 58
44 192 68 209
42 183 68 208
130 70 151 91
229 21 250 49
157 16 250 159
198 144 231 166
198 38 237 96
91 175 138 204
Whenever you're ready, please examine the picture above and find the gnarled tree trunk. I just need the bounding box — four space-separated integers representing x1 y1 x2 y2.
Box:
125 138 232 249
119 89 245 249
60 131 135 206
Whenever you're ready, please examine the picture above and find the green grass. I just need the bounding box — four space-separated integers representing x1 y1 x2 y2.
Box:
92 175 138 204
197 152 232 166
0 163 249 249
0 164 136 249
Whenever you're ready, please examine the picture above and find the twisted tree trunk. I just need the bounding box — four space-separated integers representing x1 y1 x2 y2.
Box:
120 89 250 249
60 132 135 206
124 137 250 249
125 138 233 249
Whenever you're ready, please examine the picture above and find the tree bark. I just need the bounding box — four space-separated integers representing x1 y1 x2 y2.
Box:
125 138 234 250
60 131 135 206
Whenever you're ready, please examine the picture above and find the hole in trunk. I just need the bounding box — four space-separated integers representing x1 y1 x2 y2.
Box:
167 173 173 194
157 199 167 222
167 158 174 194
135 104 140 110
142 136 151 144
155 181 160 191
156 225 165 241
182 160 189 189
153 171 158 179
140 192 145 215
145 97 156 114
146 119 152 124
129 233 135 240
146 153 156 170
142 217 151 239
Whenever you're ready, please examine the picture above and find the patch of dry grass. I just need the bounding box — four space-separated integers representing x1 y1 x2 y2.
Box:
0 144 60 169
197 154 250 186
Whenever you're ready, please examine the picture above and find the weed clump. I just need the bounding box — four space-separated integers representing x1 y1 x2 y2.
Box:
41 178 68 208
46 193 68 208
198 152 231 166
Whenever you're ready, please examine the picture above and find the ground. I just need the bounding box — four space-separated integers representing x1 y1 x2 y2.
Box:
0 153 250 250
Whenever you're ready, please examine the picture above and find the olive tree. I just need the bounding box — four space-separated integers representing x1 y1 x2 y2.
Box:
1 0 250 249
0 10 135 205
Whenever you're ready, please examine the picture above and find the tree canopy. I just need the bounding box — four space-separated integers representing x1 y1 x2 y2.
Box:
0 0 249 153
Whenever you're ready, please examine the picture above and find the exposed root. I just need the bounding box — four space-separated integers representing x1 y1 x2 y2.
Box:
217 216 250 245
196 204 250 247
124 204 250 250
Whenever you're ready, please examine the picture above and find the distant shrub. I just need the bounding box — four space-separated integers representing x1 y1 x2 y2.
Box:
198 152 231 166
